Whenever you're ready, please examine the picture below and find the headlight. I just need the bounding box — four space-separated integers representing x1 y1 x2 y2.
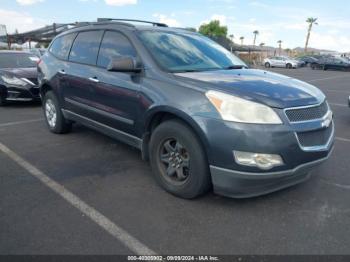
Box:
206 90 282 124
1 75 27 87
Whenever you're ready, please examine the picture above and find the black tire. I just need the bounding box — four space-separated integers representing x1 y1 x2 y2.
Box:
286 63 292 69
0 94 6 106
43 91 72 134
311 65 315 70
149 119 211 199
264 62 271 68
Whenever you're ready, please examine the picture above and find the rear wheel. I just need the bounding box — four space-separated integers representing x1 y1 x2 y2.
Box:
43 91 72 134
264 62 271 68
149 120 211 199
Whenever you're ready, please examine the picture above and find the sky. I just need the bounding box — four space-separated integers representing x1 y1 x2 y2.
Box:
0 0 349 52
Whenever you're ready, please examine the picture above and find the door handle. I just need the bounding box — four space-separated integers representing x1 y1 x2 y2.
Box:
88 77 100 83
58 69 66 75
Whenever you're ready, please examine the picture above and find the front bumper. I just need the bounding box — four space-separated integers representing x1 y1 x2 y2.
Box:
210 149 332 198
193 107 334 198
5 85 40 102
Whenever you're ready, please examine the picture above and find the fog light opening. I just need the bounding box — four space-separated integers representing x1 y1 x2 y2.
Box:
233 151 284 170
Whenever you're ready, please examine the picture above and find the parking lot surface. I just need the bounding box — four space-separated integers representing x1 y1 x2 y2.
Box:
0 67 350 255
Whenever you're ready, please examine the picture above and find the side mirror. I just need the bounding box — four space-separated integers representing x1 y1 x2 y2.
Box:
107 56 142 73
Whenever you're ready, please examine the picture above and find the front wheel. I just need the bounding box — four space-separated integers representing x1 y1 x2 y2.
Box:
286 63 293 69
0 93 6 106
43 91 72 134
149 120 211 199
264 62 271 68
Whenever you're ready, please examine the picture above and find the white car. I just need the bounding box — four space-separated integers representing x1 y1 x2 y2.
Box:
264 56 301 69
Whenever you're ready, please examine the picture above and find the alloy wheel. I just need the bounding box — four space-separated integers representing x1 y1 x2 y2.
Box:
45 99 57 128
158 138 190 184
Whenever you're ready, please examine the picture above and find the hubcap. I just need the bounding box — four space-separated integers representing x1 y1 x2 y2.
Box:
45 99 57 128
159 138 190 183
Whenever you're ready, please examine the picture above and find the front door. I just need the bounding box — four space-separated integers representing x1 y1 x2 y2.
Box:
87 30 141 135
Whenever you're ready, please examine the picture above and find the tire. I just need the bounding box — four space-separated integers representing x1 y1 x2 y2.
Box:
0 94 6 106
149 119 211 199
286 63 292 69
43 91 72 134
264 62 271 68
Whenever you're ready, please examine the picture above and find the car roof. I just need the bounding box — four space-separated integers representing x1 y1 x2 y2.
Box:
57 21 196 37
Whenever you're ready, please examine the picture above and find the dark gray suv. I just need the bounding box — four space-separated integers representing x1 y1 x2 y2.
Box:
38 19 334 199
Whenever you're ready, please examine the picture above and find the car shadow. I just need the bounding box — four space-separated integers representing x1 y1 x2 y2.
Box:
2 100 42 108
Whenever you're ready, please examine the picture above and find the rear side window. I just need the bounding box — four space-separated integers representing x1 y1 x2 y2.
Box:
69 31 104 65
97 31 137 68
49 33 77 60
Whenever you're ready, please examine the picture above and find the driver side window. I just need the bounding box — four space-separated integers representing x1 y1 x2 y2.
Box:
97 31 137 68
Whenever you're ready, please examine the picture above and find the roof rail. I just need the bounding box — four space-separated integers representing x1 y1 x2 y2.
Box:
97 18 168 27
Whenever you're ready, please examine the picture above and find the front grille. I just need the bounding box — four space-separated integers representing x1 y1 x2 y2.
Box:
285 101 328 122
297 122 333 148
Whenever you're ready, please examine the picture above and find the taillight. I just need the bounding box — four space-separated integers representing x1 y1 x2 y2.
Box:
37 58 42 65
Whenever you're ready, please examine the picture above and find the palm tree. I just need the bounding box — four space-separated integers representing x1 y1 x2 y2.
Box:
253 30 259 46
239 36 244 46
229 34 234 53
259 42 265 61
304 17 318 53
229 34 234 42
277 40 282 55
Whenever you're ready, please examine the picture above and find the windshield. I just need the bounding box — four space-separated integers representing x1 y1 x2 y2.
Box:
0 53 38 68
138 31 247 72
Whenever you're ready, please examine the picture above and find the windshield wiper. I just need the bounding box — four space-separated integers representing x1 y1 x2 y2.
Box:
224 65 248 70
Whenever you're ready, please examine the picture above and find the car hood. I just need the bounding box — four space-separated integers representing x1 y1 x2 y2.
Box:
174 69 325 108
0 67 37 79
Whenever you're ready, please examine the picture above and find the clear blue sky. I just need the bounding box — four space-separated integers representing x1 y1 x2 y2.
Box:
0 0 349 51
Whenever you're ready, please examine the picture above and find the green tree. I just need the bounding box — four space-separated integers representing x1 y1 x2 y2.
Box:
253 30 259 46
304 17 318 53
199 20 228 38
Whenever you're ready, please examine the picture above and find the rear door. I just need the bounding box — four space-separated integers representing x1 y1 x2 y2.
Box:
63 30 104 119
46 33 77 103
279 57 287 67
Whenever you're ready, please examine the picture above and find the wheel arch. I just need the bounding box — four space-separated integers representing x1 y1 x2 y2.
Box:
141 106 210 161
40 82 53 97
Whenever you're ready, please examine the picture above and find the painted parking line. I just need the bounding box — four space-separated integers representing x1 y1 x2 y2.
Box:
329 103 348 108
0 118 44 128
308 75 350 83
324 89 350 94
336 137 350 143
0 142 156 256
